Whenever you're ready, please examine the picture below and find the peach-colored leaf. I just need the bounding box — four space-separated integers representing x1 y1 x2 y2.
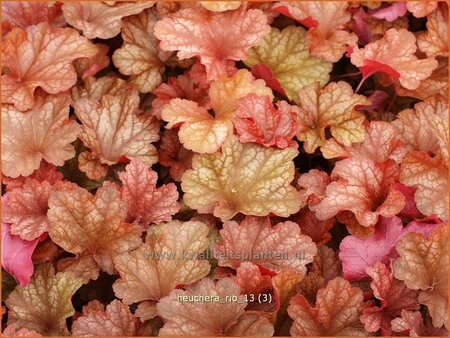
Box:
394 224 449 329
74 88 160 166
113 220 210 303
297 169 330 212
360 262 419 335
112 9 166 93
406 1 438 18
297 245 342 305
417 3 448 57
72 300 139 336
272 1 358 62
214 216 316 274
47 184 142 282
350 28 438 90
154 6 270 81
235 94 298 148
391 309 449 336
181 136 302 221
199 1 241 12
288 277 366 336
162 69 272 153
157 277 274 336
1 93 79 178
61 2 154 39
2 179 75 241
316 158 405 227
72 76 128 102
74 43 110 80
2 323 41 337
4 264 82 336
235 262 272 296
294 209 335 245
1 2 64 32
159 129 194 181
295 81 370 153
119 160 180 226
77 151 109 180
1 23 98 111
400 152 448 220
322 121 407 163
245 26 332 102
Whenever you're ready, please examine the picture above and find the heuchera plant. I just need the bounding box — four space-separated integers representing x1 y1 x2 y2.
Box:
1 1 448 337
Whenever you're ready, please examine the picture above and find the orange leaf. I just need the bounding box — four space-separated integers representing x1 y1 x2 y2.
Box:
417 3 448 57
1 93 80 178
1 23 97 111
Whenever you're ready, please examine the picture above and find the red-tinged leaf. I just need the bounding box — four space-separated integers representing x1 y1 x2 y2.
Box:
360 262 419 335
235 94 298 148
288 277 366 336
158 129 194 182
61 2 154 39
316 158 405 227
2 323 41 337
235 262 273 296
1 223 39 286
214 216 317 274
119 160 180 226
1 93 80 178
272 1 358 62
74 43 110 80
47 184 143 283
74 88 160 167
393 224 449 329
154 6 270 81
250 64 286 96
391 310 448 336
1 23 98 111
294 209 335 246
395 182 423 219
5 264 82 336
406 1 438 18
2 180 75 241
417 3 448 58
297 169 330 212
72 300 139 336
1 162 63 192
157 277 274 336
351 28 438 90
297 246 342 304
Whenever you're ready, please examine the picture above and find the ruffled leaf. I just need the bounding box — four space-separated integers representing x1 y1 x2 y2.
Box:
417 3 448 58
181 136 302 221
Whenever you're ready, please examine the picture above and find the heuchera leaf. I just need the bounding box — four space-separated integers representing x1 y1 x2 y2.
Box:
157 277 274 336
47 184 142 282
297 169 330 212
316 158 405 227
199 1 241 12
393 224 449 329
1 23 98 111
112 9 166 93
1 2 64 32
4 264 82 336
295 81 370 154
234 94 299 148
158 129 194 182
154 6 270 81
2 323 41 337
214 216 317 274
350 28 438 90
417 3 448 58
391 309 448 336
235 262 273 296
112 220 210 304
406 1 438 18
272 1 358 62
72 300 139 336
74 43 110 80
61 2 154 39
1 93 80 178
297 245 342 305
77 151 109 180
294 209 335 246
2 179 75 241
245 26 332 102
1 223 39 286
368 2 408 22
162 69 272 153
181 136 302 221
288 277 366 336
74 87 160 167
360 262 420 335
321 121 407 163
119 160 179 226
